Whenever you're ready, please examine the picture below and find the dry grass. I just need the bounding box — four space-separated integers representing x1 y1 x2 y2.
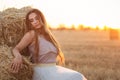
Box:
52 30 120 80
0 7 32 46
0 45 33 80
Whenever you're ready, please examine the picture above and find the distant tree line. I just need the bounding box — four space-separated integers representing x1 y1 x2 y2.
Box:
49 24 115 31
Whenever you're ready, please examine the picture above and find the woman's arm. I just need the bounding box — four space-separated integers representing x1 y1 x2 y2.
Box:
10 30 34 73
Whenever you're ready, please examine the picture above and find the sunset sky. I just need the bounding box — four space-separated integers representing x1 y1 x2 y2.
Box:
0 0 120 29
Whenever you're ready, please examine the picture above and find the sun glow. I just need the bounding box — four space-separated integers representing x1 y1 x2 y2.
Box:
0 0 120 29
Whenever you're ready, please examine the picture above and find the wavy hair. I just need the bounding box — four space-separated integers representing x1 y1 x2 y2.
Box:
25 9 65 65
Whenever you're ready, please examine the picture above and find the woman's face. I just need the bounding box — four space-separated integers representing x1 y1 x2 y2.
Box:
28 12 43 29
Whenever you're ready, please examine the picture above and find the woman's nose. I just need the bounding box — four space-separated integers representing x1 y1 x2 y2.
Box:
33 19 38 23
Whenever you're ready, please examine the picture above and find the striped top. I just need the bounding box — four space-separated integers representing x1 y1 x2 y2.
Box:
28 35 58 63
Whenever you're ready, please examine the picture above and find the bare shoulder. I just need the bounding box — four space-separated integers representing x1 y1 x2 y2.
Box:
15 30 35 51
25 30 35 39
29 30 35 35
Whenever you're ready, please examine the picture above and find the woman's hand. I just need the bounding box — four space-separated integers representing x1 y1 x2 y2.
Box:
10 56 23 73
10 31 34 73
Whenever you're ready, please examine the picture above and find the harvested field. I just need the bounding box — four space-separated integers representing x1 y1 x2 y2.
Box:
52 30 120 80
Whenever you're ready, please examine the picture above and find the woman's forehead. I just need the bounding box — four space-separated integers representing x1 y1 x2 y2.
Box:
29 13 37 19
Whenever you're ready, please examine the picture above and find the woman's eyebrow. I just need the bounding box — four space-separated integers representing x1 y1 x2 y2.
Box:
29 15 38 20
29 18 33 21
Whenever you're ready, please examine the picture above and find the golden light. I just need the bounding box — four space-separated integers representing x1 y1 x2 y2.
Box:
0 0 120 29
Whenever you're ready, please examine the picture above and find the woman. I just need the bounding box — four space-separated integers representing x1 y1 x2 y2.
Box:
10 9 87 80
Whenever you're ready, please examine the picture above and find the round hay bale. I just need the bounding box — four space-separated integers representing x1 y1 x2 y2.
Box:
0 7 32 47
109 29 119 40
0 45 33 80
1 19 27 46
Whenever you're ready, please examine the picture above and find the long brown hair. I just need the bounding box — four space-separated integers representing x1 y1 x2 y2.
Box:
25 9 65 65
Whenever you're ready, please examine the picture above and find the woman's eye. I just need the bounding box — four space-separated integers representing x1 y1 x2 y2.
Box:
29 19 33 22
35 17 39 20
29 16 39 22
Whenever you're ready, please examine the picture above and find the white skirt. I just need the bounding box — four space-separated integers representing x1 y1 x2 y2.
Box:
32 63 87 80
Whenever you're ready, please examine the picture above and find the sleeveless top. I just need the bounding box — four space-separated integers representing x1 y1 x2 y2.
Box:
28 35 58 63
